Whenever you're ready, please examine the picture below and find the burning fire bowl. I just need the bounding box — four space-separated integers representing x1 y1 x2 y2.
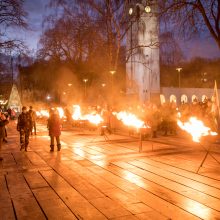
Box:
200 134 219 144
140 127 151 134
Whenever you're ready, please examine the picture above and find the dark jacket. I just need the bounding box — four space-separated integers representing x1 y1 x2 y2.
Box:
48 114 61 137
29 110 37 122
0 119 9 138
17 112 32 131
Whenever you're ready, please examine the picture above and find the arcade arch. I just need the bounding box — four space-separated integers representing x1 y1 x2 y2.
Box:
202 95 208 102
160 94 165 105
181 94 188 103
170 95 177 103
192 95 198 102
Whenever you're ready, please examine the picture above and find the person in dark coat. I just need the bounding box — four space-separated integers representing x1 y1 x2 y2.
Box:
0 112 9 160
17 106 32 151
47 109 61 152
29 106 37 135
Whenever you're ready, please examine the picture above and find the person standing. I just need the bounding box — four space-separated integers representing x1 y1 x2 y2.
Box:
29 106 37 135
17 106 32 151
47 109 61 152
0 112 9 160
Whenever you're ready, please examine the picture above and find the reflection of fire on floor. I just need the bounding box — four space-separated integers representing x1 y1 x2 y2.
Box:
1 122 220 219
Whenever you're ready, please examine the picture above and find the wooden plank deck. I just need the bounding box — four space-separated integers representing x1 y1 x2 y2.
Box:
0 123 220 219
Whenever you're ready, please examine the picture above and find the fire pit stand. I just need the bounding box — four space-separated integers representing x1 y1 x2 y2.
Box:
197 140 220 174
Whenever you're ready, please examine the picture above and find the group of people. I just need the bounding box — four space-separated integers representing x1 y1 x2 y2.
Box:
17 106 61 152
0 112 9 160
0 98 218 161
0 105 62 161
97 98 218 138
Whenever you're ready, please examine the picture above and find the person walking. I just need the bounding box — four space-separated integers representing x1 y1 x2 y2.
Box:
29 106 37 135
0 112 9 160
47 109 61 152
17 106 32 151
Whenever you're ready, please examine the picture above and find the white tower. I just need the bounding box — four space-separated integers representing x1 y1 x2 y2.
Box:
126 0 160 103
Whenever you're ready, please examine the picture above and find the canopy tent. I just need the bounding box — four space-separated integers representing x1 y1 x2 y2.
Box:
7 84 22 112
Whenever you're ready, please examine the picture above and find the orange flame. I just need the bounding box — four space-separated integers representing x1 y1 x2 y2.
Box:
72 105 103 125
114 111 149 129
36 110 49 118
177 117 217 142
36 107 64 119
84 114 103 125
56 107 64 118
72 105 81 120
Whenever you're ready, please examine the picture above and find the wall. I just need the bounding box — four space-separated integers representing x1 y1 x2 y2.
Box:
161 87 218 104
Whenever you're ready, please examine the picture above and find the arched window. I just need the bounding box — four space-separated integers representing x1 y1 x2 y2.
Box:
192 95 198 102
181 94 188 103
202 95 208 102
170 95 177 103
160 94 166 105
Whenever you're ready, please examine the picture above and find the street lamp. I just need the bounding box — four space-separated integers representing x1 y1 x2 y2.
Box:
83 79 88 98
110 70 116 95
176 67 182 88
110 70 116 75
129 7 133 15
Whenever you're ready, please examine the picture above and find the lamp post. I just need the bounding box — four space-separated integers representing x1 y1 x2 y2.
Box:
110 70 116 95
46 95 51 106
83 79 88 98
176 67 182 88
129 7 133 89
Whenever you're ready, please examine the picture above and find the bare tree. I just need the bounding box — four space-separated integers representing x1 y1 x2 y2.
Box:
160 32 184 65
159 0 220 49
0 0 27 53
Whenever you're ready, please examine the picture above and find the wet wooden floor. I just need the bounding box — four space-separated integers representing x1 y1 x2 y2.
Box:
0 122 220 219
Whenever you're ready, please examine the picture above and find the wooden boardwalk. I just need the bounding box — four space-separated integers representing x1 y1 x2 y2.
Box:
0 122 220 219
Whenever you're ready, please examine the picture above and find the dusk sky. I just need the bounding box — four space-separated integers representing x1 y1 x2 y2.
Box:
15 0 220 59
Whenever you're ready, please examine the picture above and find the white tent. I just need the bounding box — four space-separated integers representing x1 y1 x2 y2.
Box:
7 84 22 112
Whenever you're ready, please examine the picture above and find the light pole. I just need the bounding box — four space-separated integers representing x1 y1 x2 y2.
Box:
83 79 88 98
176 67 182 88
129 8 133 89
201 72 208 83
110 70 116 95
46 95 51 106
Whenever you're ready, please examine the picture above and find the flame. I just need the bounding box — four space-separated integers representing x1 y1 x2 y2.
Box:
177 117 217 142
72 105 81 120
114 111 147 129
36 108 65 119
36 110 49 118
72 105 103 125
56 107 64 118
84 114 103 125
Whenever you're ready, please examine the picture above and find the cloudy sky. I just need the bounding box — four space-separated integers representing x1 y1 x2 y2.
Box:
14 0 220 59
22 0 49 51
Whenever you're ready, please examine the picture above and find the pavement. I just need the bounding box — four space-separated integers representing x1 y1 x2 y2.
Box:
0 121 220 219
